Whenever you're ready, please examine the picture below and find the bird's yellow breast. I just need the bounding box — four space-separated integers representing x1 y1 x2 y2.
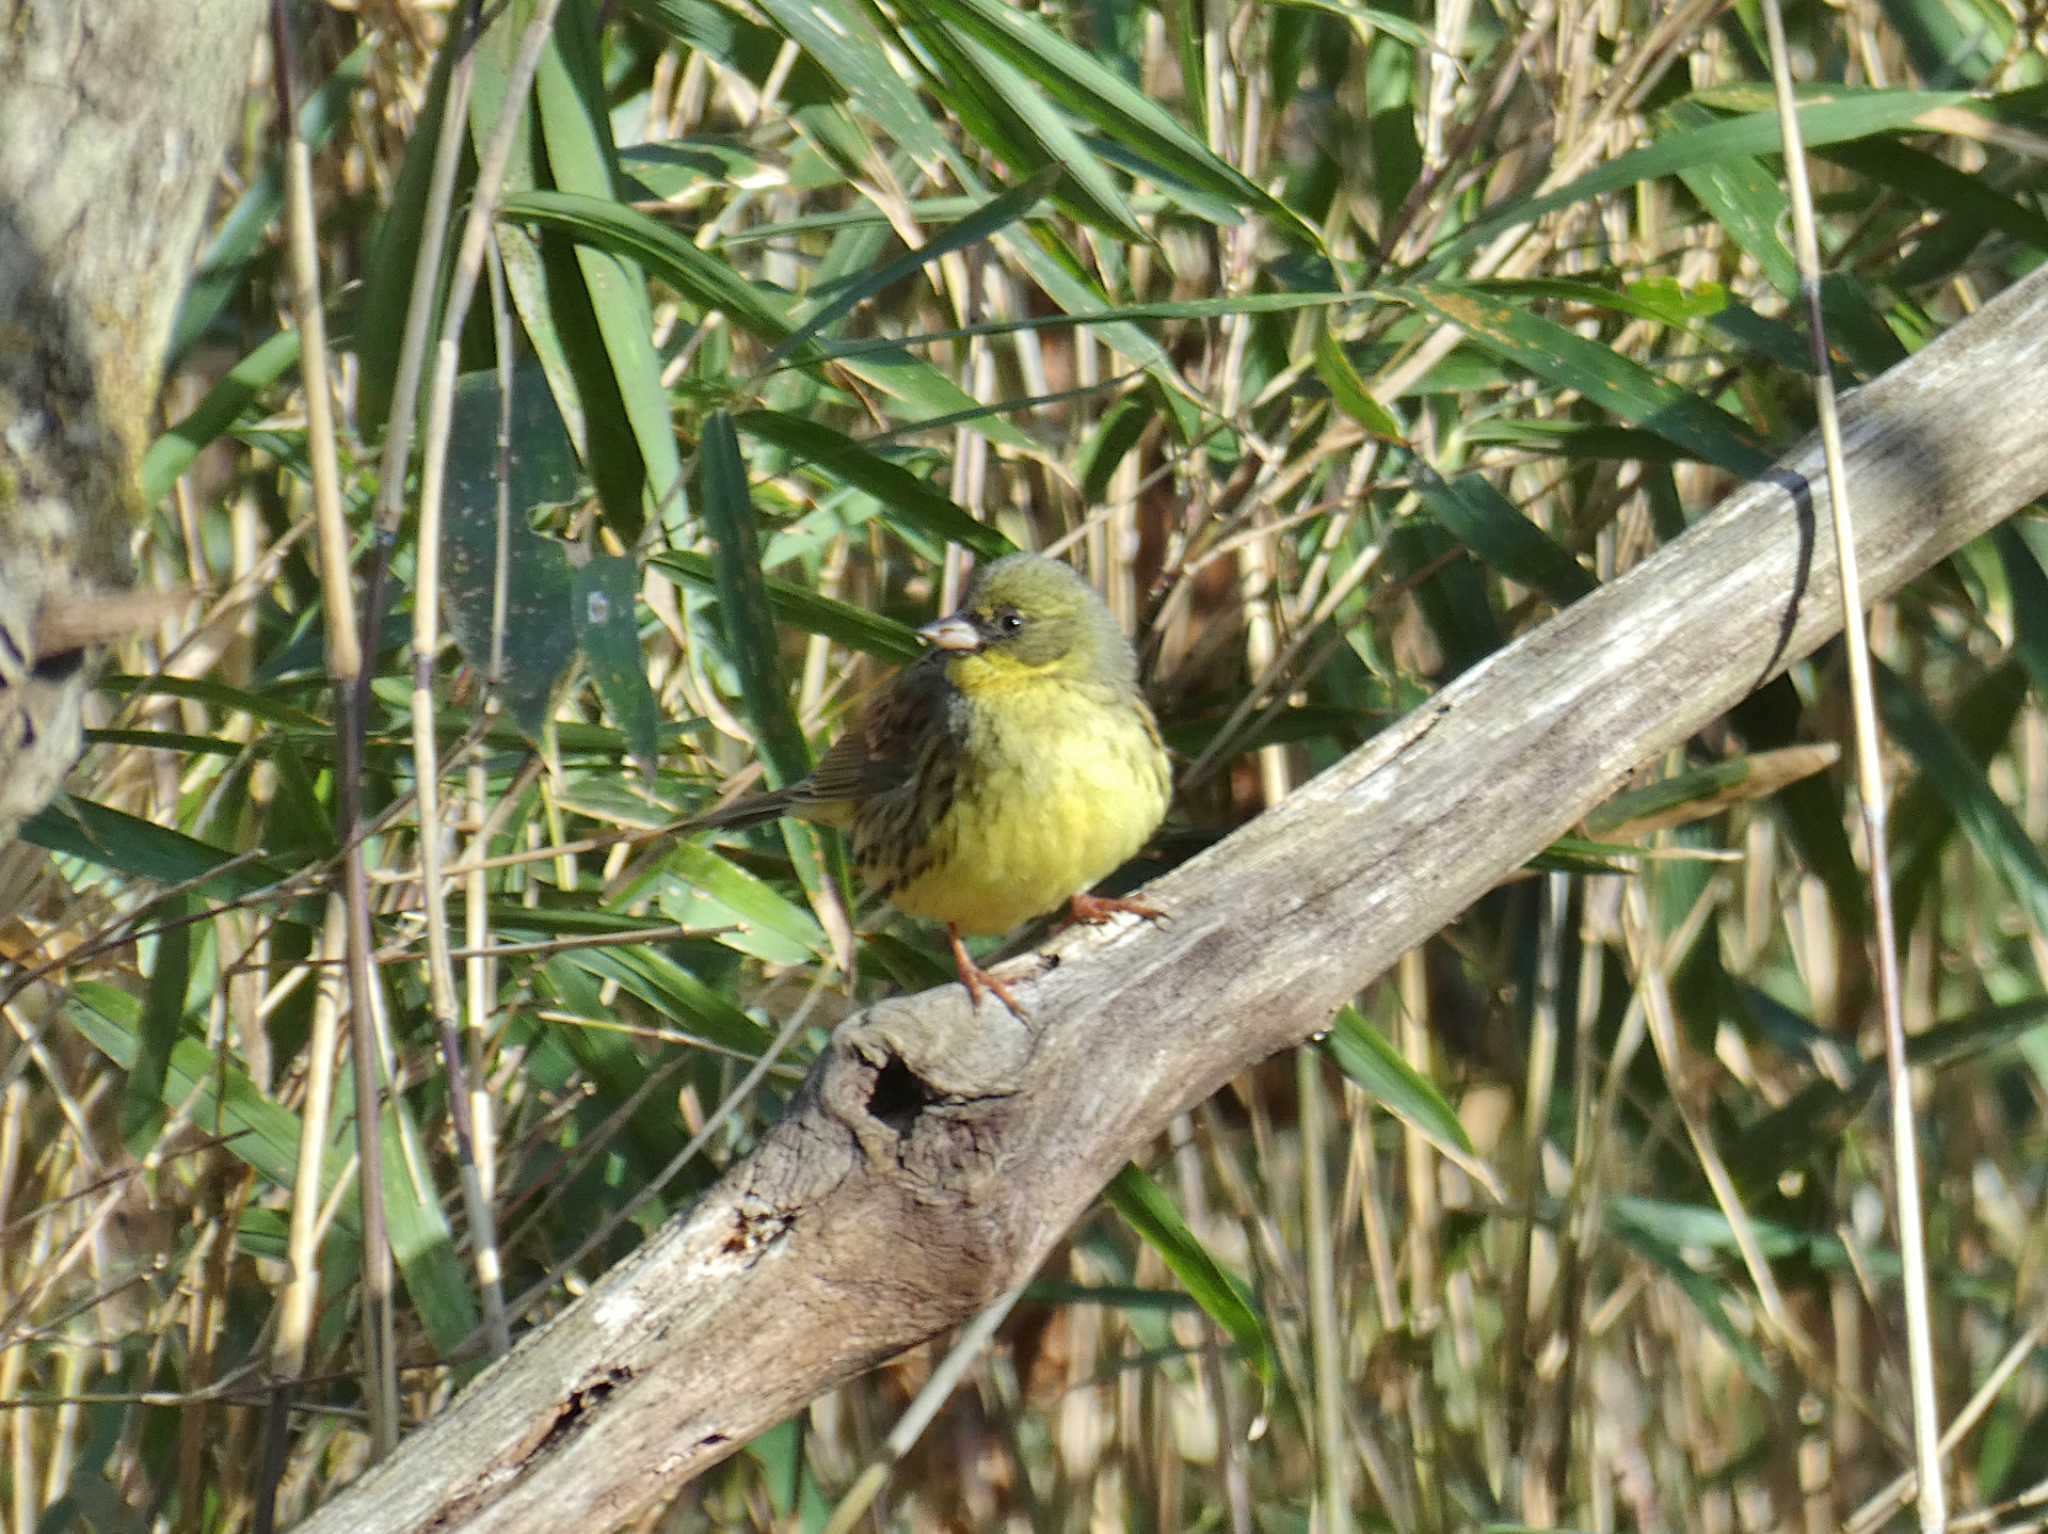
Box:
858 672 1170 936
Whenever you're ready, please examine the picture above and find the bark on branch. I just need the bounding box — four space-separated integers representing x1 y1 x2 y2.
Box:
0 1 263 852
292 263 2048 1534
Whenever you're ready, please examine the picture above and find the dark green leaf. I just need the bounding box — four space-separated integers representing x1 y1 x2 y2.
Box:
574 556 662 772
1414 467 1596 605
699 411 812 787
441 371 583 738
20 799 287 900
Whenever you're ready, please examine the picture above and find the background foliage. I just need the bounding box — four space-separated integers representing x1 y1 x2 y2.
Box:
4 0 2048 1528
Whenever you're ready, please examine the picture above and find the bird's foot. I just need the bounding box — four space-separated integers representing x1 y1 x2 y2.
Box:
948 924 1029 1021
1062 891 1165 929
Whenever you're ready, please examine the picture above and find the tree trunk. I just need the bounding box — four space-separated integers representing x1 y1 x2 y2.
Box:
0 0 265 847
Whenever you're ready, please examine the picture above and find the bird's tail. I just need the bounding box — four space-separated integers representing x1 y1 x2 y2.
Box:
677 787 802 833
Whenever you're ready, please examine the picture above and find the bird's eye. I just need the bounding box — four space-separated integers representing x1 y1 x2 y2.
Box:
995 608 1025 635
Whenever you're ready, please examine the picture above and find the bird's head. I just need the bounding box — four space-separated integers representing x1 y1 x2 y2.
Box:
918 553 1139 694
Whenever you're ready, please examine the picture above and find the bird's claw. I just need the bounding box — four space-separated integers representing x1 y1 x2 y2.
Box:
949 924 1031 1022
1063 891 1166 928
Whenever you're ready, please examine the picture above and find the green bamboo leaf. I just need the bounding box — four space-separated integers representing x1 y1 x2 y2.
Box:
264 732 339 859
1320 1006 1500 1196
573 555 661 773
501 187 798 347
1314 330 1405 441
1075 392 1156 505
618 0 843 119
736 411 1013 560
380 1089 483 1355
639 841 829 967
1415 467 1596 605
1463 418 1684 461
699 411 811 787
1105 1164 1274 1388
1995 525 2048 698
467 15 619 515
1390 281 1774 475
167 38 377 366
441 371 583 740
1265 0 1436 50
144 330 302 502
69 982 336 1204
538 957 704 1176
1908 995 2048 1073
1604 1199 1778 1391
1735 993 2048 1190
98 673 328 731
1873 0 2010 85
871 0 1142 242
652 550 923 663
805 291 1354 357
549 946 771 1058
501 190 1039 453
1427 89 1976 270
1659 101 1902 375
82 729 254 758
474 903 725 943
749 0 948 164
1584 746 1839 837
917 0 1321 249
1160 0 1205 144
534 0 687 540
1881 660 2048 939
1524 838 1633 875
1825 140 2048 258
358 19 464 436
619 138 791 202
123 894 194 1154
1730 678 1868 932
67 967 480 1358
770 166 1060 365
1662 100 1801 297
1084 133 1246 228
1386 519 1500 677
20 798 287 900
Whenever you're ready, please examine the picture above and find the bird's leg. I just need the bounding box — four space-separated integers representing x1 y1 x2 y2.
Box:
948 922 1028 1020
1062 891 1165 928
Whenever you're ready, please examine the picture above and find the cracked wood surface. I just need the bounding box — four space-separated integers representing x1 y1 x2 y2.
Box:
289 264 2048 1533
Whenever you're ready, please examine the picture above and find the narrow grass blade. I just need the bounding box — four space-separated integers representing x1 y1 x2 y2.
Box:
144 330 303 502
1880 661 2048 939
1321 1005 1500 1196
652 551 923 663
736 410 1014 560
1390 282 1773 475
1105 1164 1275 1388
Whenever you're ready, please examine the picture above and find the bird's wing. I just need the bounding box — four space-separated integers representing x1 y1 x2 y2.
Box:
685 654 952 832
796 654 950 806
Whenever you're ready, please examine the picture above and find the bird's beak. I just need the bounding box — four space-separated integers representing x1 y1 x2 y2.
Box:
917 614 983 653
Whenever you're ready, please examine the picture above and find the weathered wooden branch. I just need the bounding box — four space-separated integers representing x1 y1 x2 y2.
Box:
0 2 262 851
291 264 2048 1533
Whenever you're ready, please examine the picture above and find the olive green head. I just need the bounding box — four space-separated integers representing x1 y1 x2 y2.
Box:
919 552 1139 692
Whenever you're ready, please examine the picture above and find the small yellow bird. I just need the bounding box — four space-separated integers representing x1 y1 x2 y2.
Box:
689 552 1173 1013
